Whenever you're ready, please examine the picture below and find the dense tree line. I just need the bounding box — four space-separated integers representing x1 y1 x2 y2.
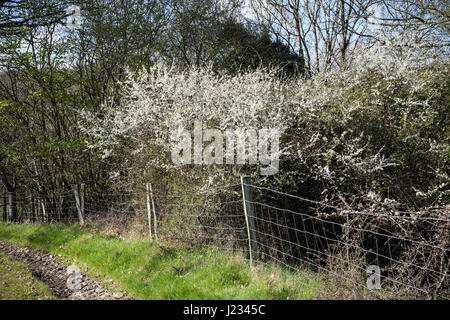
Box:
0 0 448 221
0 0 304 221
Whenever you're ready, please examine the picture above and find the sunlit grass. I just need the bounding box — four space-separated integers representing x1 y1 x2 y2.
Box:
0 222 323 300
0 251 56 300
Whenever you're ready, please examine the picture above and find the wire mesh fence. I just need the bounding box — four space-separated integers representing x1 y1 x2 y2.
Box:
245 181 449 299
1 192 78 224
1 179 448 299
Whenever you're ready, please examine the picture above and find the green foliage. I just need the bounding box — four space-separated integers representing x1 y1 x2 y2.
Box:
215 22 304 77
0 0 447 212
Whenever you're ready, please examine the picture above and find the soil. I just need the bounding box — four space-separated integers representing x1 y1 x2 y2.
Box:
0 240 119 300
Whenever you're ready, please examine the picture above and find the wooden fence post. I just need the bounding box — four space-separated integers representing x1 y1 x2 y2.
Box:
37 199 41 222
80 184 85 221
2 193 6 222
73 184 84 226
31 195 35 223
146 183 153 238
241 176 258 265
58 194 63 221
41 199 47 223
8 191 17 223
149 183 157 240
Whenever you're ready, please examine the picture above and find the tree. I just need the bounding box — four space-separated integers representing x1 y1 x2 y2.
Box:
0 0 76 221
0 0 72 36
370 0 449 47
216 21 304 76
249 0 400 73
0 0 170 214
162 0 240 67
161 0 303 75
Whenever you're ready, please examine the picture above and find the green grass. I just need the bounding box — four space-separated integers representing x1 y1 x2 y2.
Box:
0 222 323 300
0 251 56 300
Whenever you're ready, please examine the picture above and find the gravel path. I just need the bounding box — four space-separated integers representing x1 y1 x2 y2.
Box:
0 240 119 300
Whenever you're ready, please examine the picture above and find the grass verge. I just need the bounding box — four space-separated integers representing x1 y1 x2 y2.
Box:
0 222 323 299
0 251 56 300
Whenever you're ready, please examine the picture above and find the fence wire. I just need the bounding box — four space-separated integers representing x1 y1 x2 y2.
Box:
245 182 449 299
2 181 448 299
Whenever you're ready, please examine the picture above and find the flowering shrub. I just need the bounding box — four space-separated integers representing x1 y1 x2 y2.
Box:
80 40 449 208
80 65 294 187
77 31 449 300
287 42 449 207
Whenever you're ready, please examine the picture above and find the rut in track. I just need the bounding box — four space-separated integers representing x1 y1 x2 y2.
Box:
0 240 123 300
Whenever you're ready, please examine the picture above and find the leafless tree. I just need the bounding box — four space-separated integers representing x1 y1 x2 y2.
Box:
370 0 449 47
249 0 378 74
249 0 449 73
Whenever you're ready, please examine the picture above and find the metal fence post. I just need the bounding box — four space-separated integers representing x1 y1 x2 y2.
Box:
73 184 84 226
241 176 258 265
146 183 153 238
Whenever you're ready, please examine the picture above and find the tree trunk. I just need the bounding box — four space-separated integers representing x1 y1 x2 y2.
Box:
31 195 35 223
8 191 17 222
2 194 6 222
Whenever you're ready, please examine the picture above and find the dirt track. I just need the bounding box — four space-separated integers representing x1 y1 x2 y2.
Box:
0 240 118 300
